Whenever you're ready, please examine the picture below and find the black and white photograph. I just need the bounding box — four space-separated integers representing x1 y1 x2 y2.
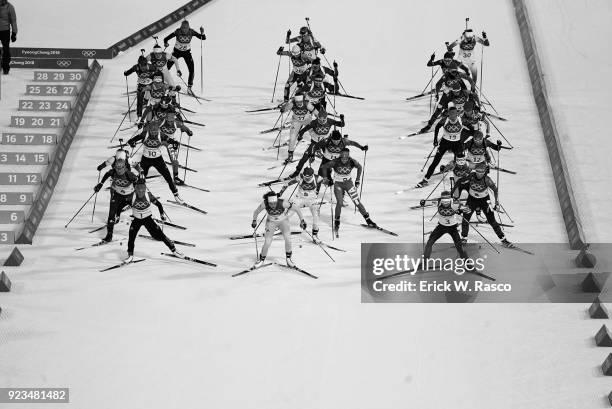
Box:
1 0 611 407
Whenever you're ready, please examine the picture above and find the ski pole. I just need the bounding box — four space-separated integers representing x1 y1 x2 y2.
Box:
420 145 437 172
465 17 469 31
110 97 137 143
355 149 367 214
359 149 367 202
479 44 484 100
420 199 426 254
429 66 434 115
178 74 202 105
65 191 97 228
302 229 335 262
92 171 100 222
423 170 449 201
271 46 284 103
317 184 329 213
125 77 132 123
487 117 513 148
200 26 204 95
460 213 500 254
183 131 192 182
253 215 266 259
420 67 439 95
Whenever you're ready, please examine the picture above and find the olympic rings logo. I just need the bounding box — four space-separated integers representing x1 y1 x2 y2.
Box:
57 60 72 68
81 50 97 57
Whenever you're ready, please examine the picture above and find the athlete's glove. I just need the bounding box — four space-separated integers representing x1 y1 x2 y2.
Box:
493 203 500 212
94 183 102 192
177 70 183 77
161 213 168 222
164 41 169 48
96 162 106 171
433 138 439 147
339 114 345 121
362 145 368 151
128 139 136 148
482 31 487 39
170 139 180 149
187 130 193 137
137 122 144 129
286 30 291 44
11 32 16 43
124 71 129 76
430 53 435 61
300 219 307 230
320 47 326 54
251 220 257 229
355 180 360 188
200 27 205 35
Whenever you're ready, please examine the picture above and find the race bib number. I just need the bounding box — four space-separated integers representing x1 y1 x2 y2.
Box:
143 147 159 158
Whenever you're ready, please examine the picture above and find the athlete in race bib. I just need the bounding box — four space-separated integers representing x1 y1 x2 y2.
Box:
147 44 181 87
124 55 155 117
422 191 468 260
319 148 376 234
251 191 307 268
164 20 206 89
418 105 465 188
94 158 138 243
280 92 317 162
280 167 322 242
447 28 489 83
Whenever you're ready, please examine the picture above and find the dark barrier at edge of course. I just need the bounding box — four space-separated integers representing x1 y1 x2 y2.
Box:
16 60 102 244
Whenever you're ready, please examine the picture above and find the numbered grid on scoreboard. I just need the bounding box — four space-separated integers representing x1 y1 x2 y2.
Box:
1 133 57 145
0 210 25 224
33 71 87 83
0 192 34 205
25 84 80 97
11 116 65 129
0 152 49 165
0 231 15 244
19 100 71 112
0 173 42 185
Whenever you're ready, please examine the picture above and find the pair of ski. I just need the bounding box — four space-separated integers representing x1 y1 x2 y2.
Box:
398 128 432 140
146 174 209 192
260 123 291 134
229 231 302 240
165 161 197 173
178 89 212 102
88 217 186 234
99 251 217 272
167 200 207 215
232 262 317 279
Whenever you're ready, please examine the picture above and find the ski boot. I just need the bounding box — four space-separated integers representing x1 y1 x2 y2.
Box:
312 228 321 244
364 213 377 228
173 192 184 204
123 253 134 263
286 252 295 268
284 151 294 164
254 255 266 268
171 246 184 258
174 175 185 186
460 236 468 245
416 178 429 188
101 233 113 243
501 237 514 248
419 124 432 133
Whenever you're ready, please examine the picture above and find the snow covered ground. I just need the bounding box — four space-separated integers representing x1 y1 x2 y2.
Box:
528 0 612 243
0 1 607 408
